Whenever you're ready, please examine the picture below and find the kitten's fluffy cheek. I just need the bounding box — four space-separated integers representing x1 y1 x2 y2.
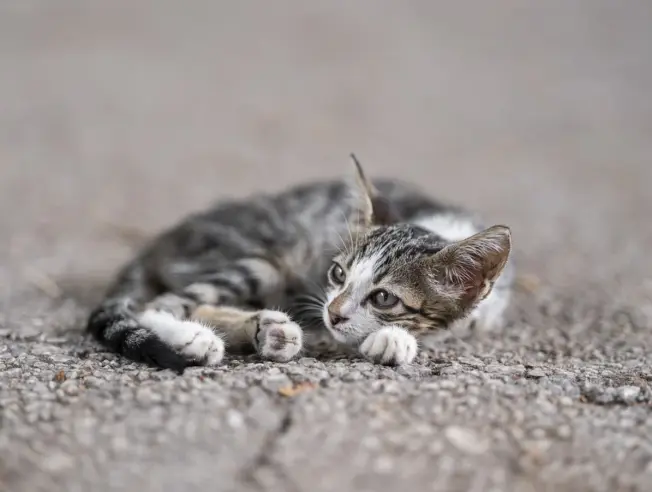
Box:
348 314 377 339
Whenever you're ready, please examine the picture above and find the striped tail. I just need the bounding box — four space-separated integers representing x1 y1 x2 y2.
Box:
86 264 189 372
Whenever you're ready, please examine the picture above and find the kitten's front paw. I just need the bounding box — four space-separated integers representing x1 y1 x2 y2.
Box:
255 310 303 362
359 326 417 366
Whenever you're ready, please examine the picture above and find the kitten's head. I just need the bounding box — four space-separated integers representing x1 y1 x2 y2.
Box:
322 158 511 345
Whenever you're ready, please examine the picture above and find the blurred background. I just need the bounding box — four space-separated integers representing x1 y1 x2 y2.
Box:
1 0 651 303
1 2 652 491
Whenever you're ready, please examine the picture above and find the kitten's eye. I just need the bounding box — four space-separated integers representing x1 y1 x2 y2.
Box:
369 289 399 309
329 263 346 285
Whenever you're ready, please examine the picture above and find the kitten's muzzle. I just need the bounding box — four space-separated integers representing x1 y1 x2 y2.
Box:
327 308 348 327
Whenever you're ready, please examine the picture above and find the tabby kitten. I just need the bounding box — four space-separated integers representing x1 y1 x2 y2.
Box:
87 157 513 372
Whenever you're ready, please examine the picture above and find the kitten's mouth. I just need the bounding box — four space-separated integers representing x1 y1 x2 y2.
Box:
322 313 359 345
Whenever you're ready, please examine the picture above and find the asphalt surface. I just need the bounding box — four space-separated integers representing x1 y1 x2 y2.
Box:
1 2 652 491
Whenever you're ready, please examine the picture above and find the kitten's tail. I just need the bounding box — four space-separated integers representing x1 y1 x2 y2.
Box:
86 263 188 373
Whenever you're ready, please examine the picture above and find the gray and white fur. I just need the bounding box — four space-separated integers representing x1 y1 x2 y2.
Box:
87 158 513 372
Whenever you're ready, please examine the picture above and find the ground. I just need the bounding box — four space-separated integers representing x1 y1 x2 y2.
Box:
1 2 652 491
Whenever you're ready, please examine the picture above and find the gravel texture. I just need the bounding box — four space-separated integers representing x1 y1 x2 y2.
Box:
1 2 652 491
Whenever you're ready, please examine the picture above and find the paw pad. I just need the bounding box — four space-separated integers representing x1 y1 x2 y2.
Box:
255 310 302 362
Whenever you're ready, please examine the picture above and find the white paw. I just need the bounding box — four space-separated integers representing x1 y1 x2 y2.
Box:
254 310 302 362
359 326 418 366
139 310 225 366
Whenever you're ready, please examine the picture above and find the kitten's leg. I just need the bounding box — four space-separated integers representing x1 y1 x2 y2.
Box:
138 292 228 367
145 293 195 318
184 258 283 305
359 326 418 366
143 258 291 363
191 305 302 362
147 258 282 316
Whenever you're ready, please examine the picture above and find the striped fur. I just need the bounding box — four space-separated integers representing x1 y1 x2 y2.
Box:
88 163 513 370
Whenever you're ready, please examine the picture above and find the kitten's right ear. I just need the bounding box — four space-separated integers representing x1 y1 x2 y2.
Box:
426 225 512 313
350 154 398 228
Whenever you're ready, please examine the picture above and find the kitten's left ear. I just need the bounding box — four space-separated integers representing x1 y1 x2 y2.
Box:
427 225 512 312
350 153 398 227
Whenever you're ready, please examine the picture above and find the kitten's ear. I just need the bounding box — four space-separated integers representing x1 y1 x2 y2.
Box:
427 225 511 311
350 154 398 227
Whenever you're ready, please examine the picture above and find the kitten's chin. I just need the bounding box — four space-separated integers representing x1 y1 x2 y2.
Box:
327 327 349 344
323 318 354 345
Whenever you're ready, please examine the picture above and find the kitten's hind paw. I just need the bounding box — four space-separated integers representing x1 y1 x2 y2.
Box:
254 310 303 362
139 310 225 367
359 326 417 366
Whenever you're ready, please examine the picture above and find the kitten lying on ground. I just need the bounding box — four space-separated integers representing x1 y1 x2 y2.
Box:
87 157 513 372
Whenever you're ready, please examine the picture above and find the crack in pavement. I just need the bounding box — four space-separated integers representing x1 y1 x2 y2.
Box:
237 404 300 492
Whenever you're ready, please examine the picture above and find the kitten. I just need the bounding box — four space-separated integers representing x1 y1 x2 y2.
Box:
87 157 513 372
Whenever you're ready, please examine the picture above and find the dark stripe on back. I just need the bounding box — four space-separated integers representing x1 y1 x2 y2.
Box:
204 278 246 298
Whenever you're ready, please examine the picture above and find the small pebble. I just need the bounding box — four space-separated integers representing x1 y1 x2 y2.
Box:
445 426 488 455
617 386 640 404
226 410 244 428
458 356 484 368
527 368 546 378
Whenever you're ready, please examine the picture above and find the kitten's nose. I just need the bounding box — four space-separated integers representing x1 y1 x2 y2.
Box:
328 308 348 326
